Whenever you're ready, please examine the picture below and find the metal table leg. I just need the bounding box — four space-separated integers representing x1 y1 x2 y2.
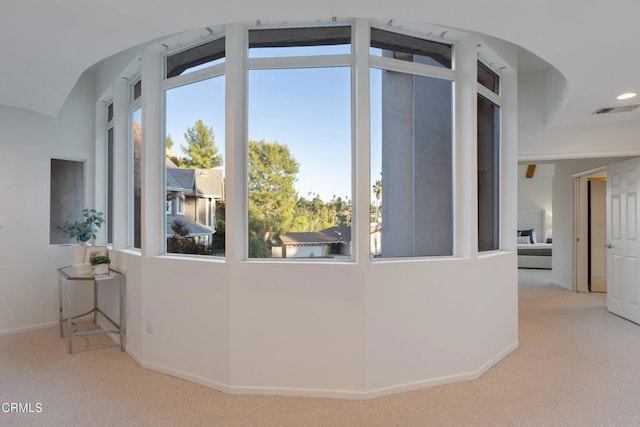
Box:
66 275 73 354
58 273 64 338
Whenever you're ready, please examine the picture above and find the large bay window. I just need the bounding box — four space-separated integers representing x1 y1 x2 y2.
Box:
94 20 512 261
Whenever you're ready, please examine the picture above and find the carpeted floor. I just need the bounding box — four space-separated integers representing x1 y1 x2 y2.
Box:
2 269 640 426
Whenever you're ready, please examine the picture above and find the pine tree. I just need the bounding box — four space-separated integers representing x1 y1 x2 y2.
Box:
181 120 223 169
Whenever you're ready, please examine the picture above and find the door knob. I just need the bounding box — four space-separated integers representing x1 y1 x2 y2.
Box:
607 243 613 249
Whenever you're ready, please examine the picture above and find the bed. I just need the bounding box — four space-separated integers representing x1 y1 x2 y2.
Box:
517 208 552 269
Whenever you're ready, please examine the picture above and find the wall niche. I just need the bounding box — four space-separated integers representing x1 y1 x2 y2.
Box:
50 158 84 245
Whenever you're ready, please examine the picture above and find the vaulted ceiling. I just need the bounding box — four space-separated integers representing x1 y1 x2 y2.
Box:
2 0 639 129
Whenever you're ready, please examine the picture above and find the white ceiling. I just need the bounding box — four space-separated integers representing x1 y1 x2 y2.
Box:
2 0 640 128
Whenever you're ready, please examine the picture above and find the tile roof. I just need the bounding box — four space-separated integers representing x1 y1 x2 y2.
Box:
195 169 224 197
278 232 338 245
166 166 224 198
278 226 351 245
166 169 186 192
167 168 195 192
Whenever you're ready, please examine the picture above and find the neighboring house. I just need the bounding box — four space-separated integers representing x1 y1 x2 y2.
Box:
166 161 224 245
275 226 352 258
275 224 383 258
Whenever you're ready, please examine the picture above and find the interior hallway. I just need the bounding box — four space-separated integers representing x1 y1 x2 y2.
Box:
2 270 639 426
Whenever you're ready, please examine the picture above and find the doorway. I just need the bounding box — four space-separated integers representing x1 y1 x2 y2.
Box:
573 168 607 293
588 177 607 292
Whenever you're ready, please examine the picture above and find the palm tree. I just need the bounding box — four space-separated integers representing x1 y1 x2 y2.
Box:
373 175 382 223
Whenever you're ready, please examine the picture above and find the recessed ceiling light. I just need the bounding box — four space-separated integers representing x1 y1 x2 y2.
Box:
617 92 637 100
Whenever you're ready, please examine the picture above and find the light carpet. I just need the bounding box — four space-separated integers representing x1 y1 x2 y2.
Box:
2 270 640 426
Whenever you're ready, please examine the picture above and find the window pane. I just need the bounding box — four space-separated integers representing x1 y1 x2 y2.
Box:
477 95 500 251
370 28 452 68
107 127 114 244
248 67 352 259
107 102 114 122
249 26 351 58
131 108 142 249
165 76 226 256
133 80 142 101
371 68 453 257
166 37 225 78
478 61 499 94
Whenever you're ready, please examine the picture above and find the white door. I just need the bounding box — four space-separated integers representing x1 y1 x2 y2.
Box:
607 157 640 323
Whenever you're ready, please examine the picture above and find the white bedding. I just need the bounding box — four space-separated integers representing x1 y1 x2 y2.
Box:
517 243 552 269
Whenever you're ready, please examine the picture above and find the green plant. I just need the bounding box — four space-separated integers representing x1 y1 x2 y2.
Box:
90 255 110 266
60 209 105 243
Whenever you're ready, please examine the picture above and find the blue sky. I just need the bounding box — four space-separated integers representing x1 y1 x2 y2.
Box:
165 63 383 202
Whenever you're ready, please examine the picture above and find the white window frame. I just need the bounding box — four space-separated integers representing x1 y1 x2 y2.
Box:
476 58 502 253
245 21 355 261
161 33 227 257
151 20 512 263
177 194 185 215
368 22 457 260
128 76 142 250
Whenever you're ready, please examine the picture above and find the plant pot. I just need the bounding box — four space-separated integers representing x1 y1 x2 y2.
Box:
93 263 109 276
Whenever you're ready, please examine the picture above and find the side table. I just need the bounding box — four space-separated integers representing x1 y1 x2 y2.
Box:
57 266 126 354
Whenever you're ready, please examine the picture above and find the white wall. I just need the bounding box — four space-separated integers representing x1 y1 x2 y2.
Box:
364 255 517 396
0 72 96 335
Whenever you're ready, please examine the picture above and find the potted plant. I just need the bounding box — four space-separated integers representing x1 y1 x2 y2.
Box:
59 209 105 276
60 209 105 243
90 255 110 276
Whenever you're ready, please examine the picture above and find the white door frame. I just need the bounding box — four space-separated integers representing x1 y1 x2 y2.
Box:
573 166 607 292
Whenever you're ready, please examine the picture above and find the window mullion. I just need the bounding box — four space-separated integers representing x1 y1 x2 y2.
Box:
161 64 226 90
370 56 455 81
353 19 371 264
477 83 501 106
246 55 352 70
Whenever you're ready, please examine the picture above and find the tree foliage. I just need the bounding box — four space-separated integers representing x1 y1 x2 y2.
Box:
372 174 382 223
291 194 351 232
248 140 299 250
180 119 223 169
167 219 214 255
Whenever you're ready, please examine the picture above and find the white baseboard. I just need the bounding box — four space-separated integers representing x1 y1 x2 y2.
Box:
139 359 232 395
131 341 520 400
0 321 58 337
362 341 520 399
